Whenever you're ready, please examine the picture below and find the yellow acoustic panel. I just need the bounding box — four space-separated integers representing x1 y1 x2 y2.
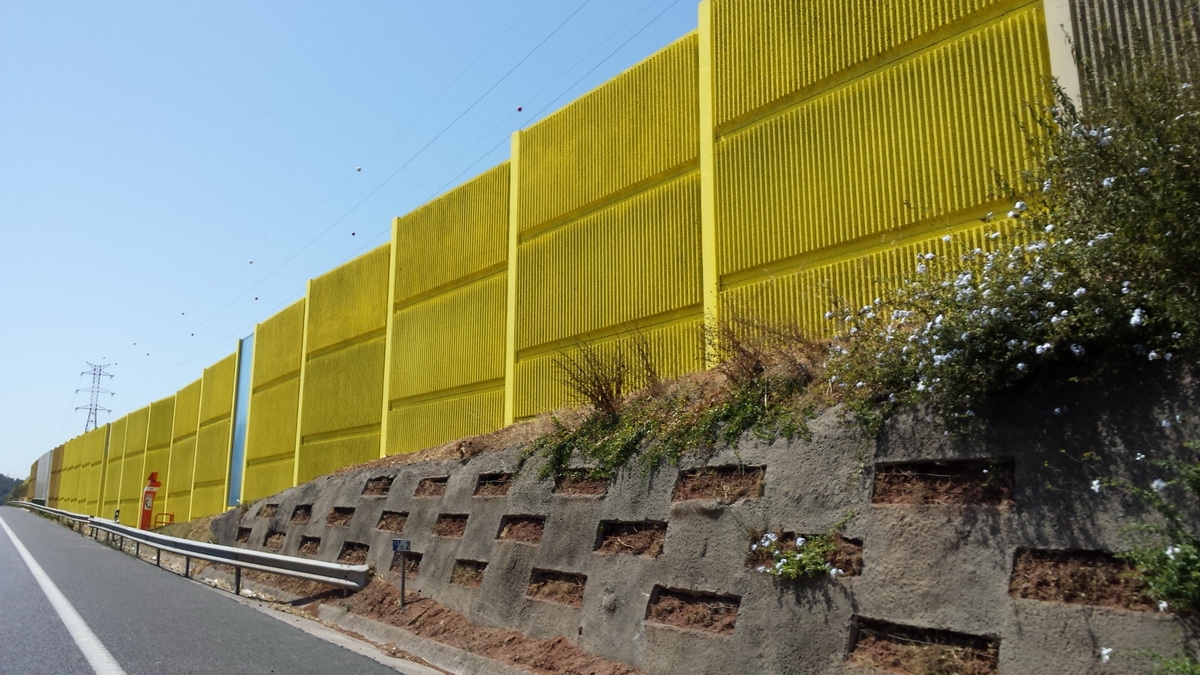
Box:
300 337 385 438
166 378 202 522
80 425 108 516
253 300 305 388
715 6 1049 277
118 405 150 526
720 221 1009 338
145 396 174 492
59 438 80 510
101 416 128 517
394 163 509 302
305 245 390 355
199 353 238 425
517 172 702 352
387 387 505 456
296 434 379 485
513 317 704 419
191 418 232 518
244 376 299 502
711 0 1025 127
518 34 699 233
390 273 506 400
241 456 294 504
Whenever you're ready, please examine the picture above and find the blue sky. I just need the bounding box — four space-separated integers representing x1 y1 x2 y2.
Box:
0 0 698 479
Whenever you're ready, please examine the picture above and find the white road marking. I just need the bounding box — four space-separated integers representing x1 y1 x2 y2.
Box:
0 515 127 675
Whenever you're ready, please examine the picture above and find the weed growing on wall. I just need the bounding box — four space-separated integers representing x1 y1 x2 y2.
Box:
827 54 1200 433
749 531 841 581
521 325 822 480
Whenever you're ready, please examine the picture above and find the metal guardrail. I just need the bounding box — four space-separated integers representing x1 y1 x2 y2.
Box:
11 501 369 594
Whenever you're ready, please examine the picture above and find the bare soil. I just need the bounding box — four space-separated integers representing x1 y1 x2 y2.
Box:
326 507 355 526
235 527 251 544
848 619 998 675
264 532 285 551
362 476 395 496
596 521 666 557
554 472 608 496
298 536 321 557
290 504 313 523
432 514 468 538
339 542 370 564
376 511 407 533
474 473 513 497
672 465 764 503
872 460 1014 506
414 477 448 497
389 551 422 577
338 578 642 674
497 516 545 544
645 588 740 635
527 570 586 607
450 560 486 587
259 503 279 518
1009 548 1155 611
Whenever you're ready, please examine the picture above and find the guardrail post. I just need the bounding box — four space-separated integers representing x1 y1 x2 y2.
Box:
135 541 140 558
156 548 161 567
184 556 190 578
234 567 241 596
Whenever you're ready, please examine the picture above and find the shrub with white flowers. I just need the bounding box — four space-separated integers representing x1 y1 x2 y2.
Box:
749 531 842 582
826 54 1200 433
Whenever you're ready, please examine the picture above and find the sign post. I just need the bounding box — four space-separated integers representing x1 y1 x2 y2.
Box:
392 538 411 608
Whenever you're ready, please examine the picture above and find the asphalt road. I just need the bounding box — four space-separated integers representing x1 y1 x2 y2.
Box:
0 506 434 675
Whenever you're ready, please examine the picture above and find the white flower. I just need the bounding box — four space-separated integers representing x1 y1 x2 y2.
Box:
1100 647 1113 663
916 264 927 274
755 565 767 573
1135 453 1146 461
1070 344 1086 357
1036 343 1053 355
1072 287 1086 298
924 252 935 260
824 311 834 319
1139 167 1150 175
795 537 806 548
1130 308 1146 327
828 567 845 579
1045 224 1055 233
1016 363 1028 372
1013 200 1027 212
1158 600 1170 612
1166 545 1181 560
942 235 952 243
1149 351 1161 361
1101 176 1116 189
1152 479 1168 492
1091 479 1102 493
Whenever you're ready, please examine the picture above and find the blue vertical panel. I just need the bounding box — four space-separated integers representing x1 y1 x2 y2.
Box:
227 334 254 506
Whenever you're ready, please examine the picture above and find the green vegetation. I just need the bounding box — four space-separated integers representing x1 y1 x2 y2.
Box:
0 474 23 503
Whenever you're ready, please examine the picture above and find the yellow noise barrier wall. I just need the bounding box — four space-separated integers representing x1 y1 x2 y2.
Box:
710 0 1050 334
387 164 509 455
79 425 109 516
39 1 1058 514
296 245 389 482
116 405 150 526
47 445 64 508
192 354 237 519
513 33 705 419
243 299 305 503
166 378 202 523
100 416 127 520
144 395 175 524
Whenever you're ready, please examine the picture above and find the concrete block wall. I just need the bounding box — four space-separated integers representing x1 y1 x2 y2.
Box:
215 367 1200 674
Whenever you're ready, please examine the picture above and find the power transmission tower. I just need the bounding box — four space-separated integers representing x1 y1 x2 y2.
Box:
77 362 114 432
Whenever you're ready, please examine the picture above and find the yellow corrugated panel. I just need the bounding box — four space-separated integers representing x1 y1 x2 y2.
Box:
391 273 506 400
297 245 389 478
715 5 1049 279
388 388 506 456
296 435 380 485
514 318 704 419
59 438 80 510
300 338 385 437
518 34 699 233
252 300 305 388
721 220 1011 338
243 299 305 502
517 172 702 352
394 163 509 302
101 416 127 518
305 245 390 355
118 405 150 526
244 378 300 502
80 425 108 516
711 0 1026 127
144 396 175 524
166 378 202 523
191 353 237 519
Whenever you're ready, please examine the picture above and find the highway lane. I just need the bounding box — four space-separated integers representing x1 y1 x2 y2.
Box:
0 506 433 675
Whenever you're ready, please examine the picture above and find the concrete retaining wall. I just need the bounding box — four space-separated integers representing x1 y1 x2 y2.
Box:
215 366 1200 674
